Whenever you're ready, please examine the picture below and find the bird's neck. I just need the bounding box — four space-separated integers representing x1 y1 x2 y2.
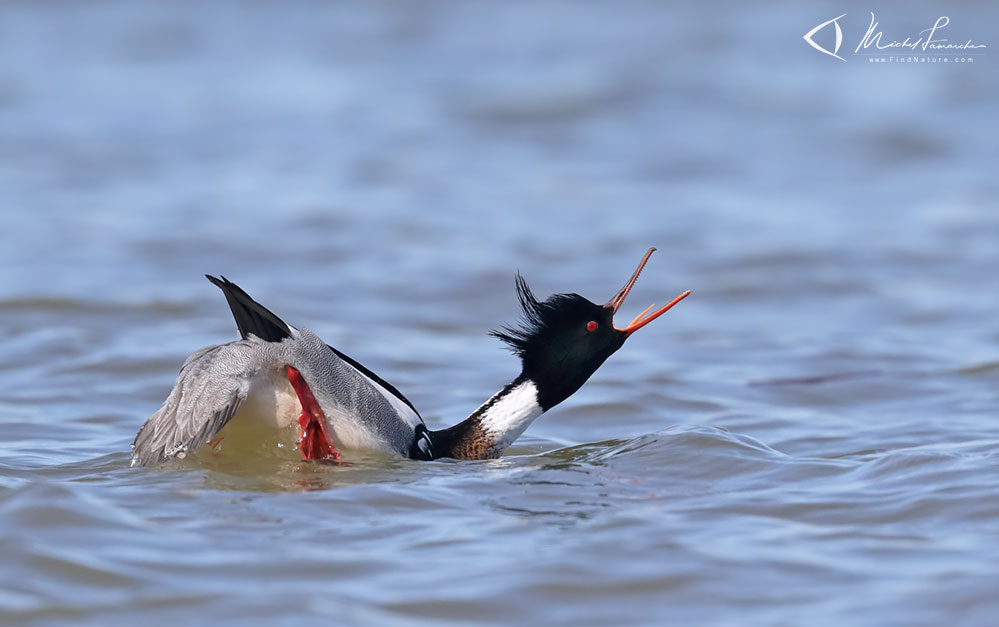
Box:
430 374 545 460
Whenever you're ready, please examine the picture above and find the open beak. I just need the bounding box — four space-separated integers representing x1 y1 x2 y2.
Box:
604 248 691 336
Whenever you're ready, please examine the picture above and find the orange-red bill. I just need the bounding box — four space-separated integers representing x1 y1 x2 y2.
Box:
618 290 691 334
604 248 691 336
627 303 657 328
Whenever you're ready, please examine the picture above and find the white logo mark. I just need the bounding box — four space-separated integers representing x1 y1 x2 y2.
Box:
804 14 847 62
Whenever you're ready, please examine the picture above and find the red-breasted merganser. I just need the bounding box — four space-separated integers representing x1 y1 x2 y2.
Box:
131 248 689 466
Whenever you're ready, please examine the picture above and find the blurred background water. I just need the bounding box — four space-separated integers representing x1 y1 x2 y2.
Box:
0 1 997 625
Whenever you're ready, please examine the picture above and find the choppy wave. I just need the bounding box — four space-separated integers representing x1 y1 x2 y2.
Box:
2 428 997 625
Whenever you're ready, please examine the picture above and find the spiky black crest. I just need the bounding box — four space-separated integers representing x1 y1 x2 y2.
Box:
490 273 598 359
490 273 542 356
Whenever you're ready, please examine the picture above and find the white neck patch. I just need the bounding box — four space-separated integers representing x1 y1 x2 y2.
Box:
477 380 544 452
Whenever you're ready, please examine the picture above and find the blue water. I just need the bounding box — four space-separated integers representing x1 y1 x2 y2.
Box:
1 2 997 625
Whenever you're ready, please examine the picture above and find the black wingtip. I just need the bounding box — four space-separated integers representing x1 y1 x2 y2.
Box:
206 275 292 343
205 274 234 289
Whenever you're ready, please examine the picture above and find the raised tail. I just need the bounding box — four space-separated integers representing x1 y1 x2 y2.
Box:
206 275 293 342
207 275 425 423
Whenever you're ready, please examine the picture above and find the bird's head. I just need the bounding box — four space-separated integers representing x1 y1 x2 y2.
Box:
491 248 690 410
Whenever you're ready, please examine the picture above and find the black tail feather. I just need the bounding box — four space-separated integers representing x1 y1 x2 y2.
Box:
206 275 293 342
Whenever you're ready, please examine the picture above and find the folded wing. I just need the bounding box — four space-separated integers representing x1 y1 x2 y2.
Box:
131 342 256 466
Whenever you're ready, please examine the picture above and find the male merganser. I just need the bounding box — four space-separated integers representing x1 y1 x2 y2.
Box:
131 249 689 466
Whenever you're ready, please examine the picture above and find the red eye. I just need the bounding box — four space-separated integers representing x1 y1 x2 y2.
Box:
586 321 599 332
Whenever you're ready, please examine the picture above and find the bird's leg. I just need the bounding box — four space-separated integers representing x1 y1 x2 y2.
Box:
285 365 341 462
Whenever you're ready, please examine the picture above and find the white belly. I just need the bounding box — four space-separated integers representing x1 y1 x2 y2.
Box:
208 367 302 458
237 367 302 429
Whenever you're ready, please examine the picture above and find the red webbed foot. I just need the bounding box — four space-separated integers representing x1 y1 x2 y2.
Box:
285 365 341 462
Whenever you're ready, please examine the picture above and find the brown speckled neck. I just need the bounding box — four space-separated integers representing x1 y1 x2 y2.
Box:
428 377 528 460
